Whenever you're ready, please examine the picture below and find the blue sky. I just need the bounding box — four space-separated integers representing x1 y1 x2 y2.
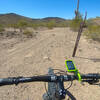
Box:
0 0 100 19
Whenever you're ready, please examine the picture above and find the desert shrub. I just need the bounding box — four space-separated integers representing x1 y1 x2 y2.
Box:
23 30 33 37
31 24 39 29
5 20 70 30
39 22 49 28
55 21 70 27
31 21 69 29
47 20 56 29
0 25 5 32
84 25 100 42
17 20 29 29
7 24 19 29
16 20 29 32
28 23 45 29
0 27 4 32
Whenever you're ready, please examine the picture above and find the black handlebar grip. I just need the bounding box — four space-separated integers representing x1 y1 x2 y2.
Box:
81 74 100 79
0 76 52 86
0 77 21 86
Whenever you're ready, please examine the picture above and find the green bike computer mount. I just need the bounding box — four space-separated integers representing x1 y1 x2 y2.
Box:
65 60 77 72
65 60 81 81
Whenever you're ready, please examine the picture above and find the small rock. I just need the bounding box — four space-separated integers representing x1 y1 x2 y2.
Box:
43 56 49 60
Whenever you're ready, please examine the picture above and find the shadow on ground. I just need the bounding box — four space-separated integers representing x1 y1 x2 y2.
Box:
75 56 100 62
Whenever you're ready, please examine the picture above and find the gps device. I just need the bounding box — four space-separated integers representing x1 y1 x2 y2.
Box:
65 60 82 81
65 60 77 72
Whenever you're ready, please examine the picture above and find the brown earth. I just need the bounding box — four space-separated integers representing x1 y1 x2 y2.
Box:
0 28 100 100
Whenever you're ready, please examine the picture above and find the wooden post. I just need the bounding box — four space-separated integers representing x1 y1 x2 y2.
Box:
72 12 87 57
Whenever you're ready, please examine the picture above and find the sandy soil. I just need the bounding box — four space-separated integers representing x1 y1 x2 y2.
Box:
0 28 100 100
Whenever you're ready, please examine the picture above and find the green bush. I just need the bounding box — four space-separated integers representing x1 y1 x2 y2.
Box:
84 25 100 42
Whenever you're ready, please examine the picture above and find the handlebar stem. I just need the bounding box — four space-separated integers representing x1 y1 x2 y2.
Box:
56 75 66 99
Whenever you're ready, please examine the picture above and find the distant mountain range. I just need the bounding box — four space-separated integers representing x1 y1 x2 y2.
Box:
0 13 100 26
0 13 70 25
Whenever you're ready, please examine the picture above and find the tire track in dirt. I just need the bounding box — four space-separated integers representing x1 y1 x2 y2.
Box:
1 33 53 66
1 31 61 67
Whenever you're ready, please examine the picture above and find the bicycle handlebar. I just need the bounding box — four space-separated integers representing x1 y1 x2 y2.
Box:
0 74 100 86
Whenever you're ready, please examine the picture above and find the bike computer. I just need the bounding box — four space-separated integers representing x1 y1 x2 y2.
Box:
65 60 77 72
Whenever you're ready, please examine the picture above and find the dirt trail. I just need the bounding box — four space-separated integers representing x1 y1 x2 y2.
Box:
0 28 100 100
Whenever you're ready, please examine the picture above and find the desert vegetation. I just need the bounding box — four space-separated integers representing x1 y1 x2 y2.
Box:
69 12 100 42
0 13 100 42
84 25 100 42
6 19 69 30
0 24 5 32
23 29 35 38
